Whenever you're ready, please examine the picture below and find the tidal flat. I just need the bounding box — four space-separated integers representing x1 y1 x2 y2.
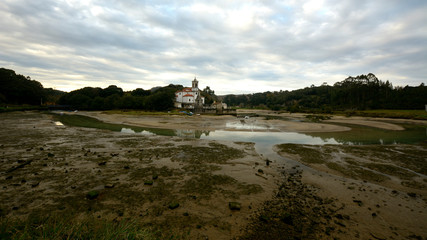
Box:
0 111 426 239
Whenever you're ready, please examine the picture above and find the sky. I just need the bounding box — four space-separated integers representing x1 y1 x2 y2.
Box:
0 0 426 95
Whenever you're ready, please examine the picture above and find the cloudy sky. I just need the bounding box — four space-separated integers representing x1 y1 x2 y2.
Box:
1 0 426 94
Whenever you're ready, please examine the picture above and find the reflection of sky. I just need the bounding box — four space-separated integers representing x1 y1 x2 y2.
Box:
54 121 64 126
121 128 154 136
201 131 339 145
225 121 273 131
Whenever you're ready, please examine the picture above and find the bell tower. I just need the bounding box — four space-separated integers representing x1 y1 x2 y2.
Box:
192 76 198 89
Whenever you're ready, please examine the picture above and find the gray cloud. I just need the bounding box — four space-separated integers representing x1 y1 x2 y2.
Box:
0 0 426 94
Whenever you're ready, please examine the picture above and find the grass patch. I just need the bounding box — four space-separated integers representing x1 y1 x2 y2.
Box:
53 113 176 136
0 214 156 240
102 110 181 116
340 109 427 120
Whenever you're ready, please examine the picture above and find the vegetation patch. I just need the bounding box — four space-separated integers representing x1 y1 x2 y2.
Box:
0 213 156 240
401 180 426 189
276 144 329 164
181 173 237 197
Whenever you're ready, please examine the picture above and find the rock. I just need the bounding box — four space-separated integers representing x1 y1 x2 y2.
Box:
257 169 264 174
334 220 346 227
98 161 107 166
86 190 100 200
353 200 363 206
168 202 180 210
144 180 153 185
47 153 54 158
407 192 417 198
259 214 270 222
280 212 293 225
229 202 241 210
372 212 377 217
117 210 124 216
105 183 115 188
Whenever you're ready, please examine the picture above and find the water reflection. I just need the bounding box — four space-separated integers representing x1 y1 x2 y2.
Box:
201 131 339 145
175 129 210 138
54 121 64 126
121 128 154 136
225 119 274 131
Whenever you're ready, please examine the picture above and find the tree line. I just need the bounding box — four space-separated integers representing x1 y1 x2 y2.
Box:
1 68 425 112
57 84 183 111
222 73 427 112
0 68 64 106
0 68 217 111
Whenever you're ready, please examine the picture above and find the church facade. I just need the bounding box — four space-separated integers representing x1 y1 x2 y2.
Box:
174 77 205 109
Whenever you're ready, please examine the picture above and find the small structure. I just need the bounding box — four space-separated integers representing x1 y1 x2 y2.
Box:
174 77 236 115
174 77 205 110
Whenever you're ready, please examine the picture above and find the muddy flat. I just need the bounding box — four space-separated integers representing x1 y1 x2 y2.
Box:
1 111 426 239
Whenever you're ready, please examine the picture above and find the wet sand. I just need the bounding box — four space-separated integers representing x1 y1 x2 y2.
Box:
1 111 426 239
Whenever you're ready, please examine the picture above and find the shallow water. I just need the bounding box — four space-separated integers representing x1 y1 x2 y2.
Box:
55 113 426 146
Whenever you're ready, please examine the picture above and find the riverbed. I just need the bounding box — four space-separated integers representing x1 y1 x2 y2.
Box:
1 111 426 239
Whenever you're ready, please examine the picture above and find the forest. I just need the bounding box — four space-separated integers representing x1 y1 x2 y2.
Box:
1 68 426 112
223 73 426 112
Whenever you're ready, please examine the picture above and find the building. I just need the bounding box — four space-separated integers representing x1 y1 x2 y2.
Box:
175 77 205 109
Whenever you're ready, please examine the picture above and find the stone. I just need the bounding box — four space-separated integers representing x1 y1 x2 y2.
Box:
168 202 180 210
86 190 99 200
407 192 417 198
229 202 241 210
281 212 293 225
144 180 153 185
105 183 115 188
353 200 363 206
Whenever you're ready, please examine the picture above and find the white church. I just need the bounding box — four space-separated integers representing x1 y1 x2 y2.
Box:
174 77 205 109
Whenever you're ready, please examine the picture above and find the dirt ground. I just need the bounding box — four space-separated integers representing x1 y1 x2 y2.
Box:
0 110 426 239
